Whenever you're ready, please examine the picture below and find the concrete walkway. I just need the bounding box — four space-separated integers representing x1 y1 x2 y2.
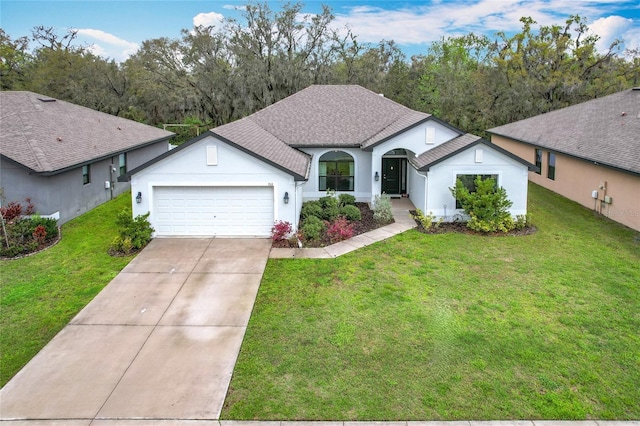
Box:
0 238 272 423
270 198 417 259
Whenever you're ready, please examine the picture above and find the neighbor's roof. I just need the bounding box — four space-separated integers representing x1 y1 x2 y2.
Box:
411 133 538 172
488 88 640 175
0 91 173 174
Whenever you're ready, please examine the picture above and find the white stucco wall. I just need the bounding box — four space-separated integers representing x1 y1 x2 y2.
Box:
299 147 372 202
130 135 300 232
425 143 530 220
370 119 458 201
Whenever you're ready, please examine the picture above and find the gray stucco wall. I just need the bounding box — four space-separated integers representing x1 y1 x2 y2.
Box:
1 140 169 224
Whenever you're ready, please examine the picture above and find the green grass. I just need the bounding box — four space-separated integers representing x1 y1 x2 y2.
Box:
1 193 134 387
222 183 640 420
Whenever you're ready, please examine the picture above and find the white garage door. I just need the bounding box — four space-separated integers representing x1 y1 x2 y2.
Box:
153 186 274 236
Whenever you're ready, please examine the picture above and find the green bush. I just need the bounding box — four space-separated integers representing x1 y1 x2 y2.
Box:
373 193 394 224
515 214 532 230
451 176 515 233
0 215 59 258
28 215 58 239
411 209 441 229
319 194 339 209
301 216 325 241
110 211 154 254
340 205 361 221
322 206 341 221
338 193 356 206
301 201 323 220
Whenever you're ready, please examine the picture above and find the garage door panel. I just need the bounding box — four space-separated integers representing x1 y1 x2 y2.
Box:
153 186 274 236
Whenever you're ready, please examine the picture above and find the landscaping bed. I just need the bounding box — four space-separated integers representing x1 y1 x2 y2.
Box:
272 193 395 248
409 210 537 236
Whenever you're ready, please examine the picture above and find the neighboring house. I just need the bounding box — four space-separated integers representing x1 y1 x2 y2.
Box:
489 88 640 232
0 91 174 224
121 85 536 237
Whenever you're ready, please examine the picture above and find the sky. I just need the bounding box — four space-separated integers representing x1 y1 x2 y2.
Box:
1 0 639 62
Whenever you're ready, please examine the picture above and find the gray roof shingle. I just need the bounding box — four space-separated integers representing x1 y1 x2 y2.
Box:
411 133 538 172
247 85 431 147
488 88 640 175
0 91 173 173
212 120 310 180
411 133 483 170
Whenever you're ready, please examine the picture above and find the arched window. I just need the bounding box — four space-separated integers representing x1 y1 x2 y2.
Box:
319 151 354 191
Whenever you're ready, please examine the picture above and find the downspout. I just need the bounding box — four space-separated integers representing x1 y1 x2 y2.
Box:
421 171 428 213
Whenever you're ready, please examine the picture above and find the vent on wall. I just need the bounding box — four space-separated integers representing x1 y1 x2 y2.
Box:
475 149 483 163
207 146 218 165
425 127 435 144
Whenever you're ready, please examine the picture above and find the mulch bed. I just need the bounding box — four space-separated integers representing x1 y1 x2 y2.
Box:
409 210 537 236
0 228 62 260
272 202 393 248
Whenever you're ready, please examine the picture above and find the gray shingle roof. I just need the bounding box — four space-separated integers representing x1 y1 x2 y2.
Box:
488 88 640 175
411 133 538 172
411 133 483 170
247 85 431 147
0 91 173 173
212 120 310 180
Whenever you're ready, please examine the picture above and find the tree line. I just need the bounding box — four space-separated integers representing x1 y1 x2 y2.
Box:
2 2 638 142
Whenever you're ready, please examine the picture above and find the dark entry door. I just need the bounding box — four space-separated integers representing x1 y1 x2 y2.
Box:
382 158 401 194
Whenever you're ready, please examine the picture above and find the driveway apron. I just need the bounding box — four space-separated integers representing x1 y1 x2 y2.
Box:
0 238 272 423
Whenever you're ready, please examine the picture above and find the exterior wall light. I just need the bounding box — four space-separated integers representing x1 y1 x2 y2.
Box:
136 192 142 204
284 192 289 204
374 171 380 181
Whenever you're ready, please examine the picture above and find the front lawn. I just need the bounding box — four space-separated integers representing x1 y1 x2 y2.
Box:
222 183 640 420
0 193 134 387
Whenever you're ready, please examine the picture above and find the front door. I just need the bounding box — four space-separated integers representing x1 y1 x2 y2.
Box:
382 158 401 194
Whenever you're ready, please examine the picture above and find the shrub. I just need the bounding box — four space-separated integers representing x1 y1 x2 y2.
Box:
319 194 339 209
338 193 356 206
411 209 439 229
451 176 515 233
322 205 341 221
28 215 58 240
32 225 47 244
301 201 323 220
0 198 35 222
1 201 22 222
111 211 154 254
340 204 361 221
301 216 325 241
326 217 354 243
515 214 532 230
271 220 293 241
111 236 133 254
373 193 394 224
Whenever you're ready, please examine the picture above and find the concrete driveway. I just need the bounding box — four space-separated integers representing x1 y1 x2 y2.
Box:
0 238 271 424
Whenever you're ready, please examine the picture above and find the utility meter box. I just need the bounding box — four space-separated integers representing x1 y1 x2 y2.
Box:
591 190 598 199
104 180 111 189
604 195 612 204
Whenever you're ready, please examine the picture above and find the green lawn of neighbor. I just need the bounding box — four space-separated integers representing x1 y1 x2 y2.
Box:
222 183 640 420
1 193 134 386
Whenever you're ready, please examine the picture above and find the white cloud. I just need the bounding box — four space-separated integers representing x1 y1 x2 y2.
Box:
193 11 224 28
589 15 634 52
330 0 638 54
76 28 139 62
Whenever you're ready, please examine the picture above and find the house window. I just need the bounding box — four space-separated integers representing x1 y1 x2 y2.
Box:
547 152 556 180
118 153 127 175
82 165 90 185
455 174 498 209
535 149 542 175
319 151 354 191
